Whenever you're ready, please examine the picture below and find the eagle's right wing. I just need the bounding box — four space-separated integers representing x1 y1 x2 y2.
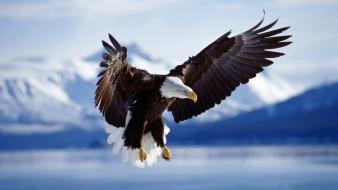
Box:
95 34 149 127
168 14 292 123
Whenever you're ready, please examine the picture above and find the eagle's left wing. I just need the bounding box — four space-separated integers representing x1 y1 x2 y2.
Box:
168 15 292 123
95 34 149 127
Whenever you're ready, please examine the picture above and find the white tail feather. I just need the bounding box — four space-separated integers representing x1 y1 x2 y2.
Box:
105 124 170 168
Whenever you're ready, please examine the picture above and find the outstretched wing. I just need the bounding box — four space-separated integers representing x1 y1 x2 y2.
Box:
168 15 292 123
95 34 148 127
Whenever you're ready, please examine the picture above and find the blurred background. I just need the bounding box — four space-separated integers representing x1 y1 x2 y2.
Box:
0 0 338 190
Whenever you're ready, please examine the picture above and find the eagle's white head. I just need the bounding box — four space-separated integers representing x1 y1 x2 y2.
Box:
160 76 198 102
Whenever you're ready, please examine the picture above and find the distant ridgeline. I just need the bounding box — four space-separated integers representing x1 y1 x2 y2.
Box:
170 82 338 145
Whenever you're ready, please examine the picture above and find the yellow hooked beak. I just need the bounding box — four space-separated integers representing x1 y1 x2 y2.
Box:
186 91 198 103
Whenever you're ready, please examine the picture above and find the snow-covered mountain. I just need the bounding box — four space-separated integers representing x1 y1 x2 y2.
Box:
0 56 100 134
0 43 300 135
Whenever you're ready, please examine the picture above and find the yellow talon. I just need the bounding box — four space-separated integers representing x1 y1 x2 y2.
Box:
162 146 171 161
139 147 147 162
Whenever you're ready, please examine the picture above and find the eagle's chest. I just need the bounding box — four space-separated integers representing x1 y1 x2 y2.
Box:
135 92 170 120
146 97 171 119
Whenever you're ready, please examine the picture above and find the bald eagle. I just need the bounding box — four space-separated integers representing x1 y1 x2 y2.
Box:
95 15 291 167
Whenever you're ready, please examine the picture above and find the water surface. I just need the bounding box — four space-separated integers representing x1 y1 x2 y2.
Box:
0 145 337 190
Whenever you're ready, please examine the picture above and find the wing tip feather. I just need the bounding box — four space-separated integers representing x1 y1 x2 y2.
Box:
243 10 265 33
102 40 117 55
108 34 122 50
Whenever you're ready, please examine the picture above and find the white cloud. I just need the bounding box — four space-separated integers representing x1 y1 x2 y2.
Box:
274 0 338 6
1 0 337 92
0 0 180 19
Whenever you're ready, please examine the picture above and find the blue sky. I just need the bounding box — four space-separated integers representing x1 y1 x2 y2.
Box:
0 0 338 88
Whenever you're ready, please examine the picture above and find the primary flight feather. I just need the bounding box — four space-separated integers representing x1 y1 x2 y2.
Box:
95 14 292 167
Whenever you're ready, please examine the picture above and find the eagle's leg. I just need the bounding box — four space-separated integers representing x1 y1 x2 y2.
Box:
139 147 147 162
148 118 171 161
161 147 171 161
123 112 147 162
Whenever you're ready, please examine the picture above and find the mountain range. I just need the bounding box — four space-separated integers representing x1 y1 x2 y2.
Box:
170 82 338 144
0 43 336 149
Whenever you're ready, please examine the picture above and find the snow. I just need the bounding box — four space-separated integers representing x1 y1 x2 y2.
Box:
0 56 99 131
248 72 301 104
